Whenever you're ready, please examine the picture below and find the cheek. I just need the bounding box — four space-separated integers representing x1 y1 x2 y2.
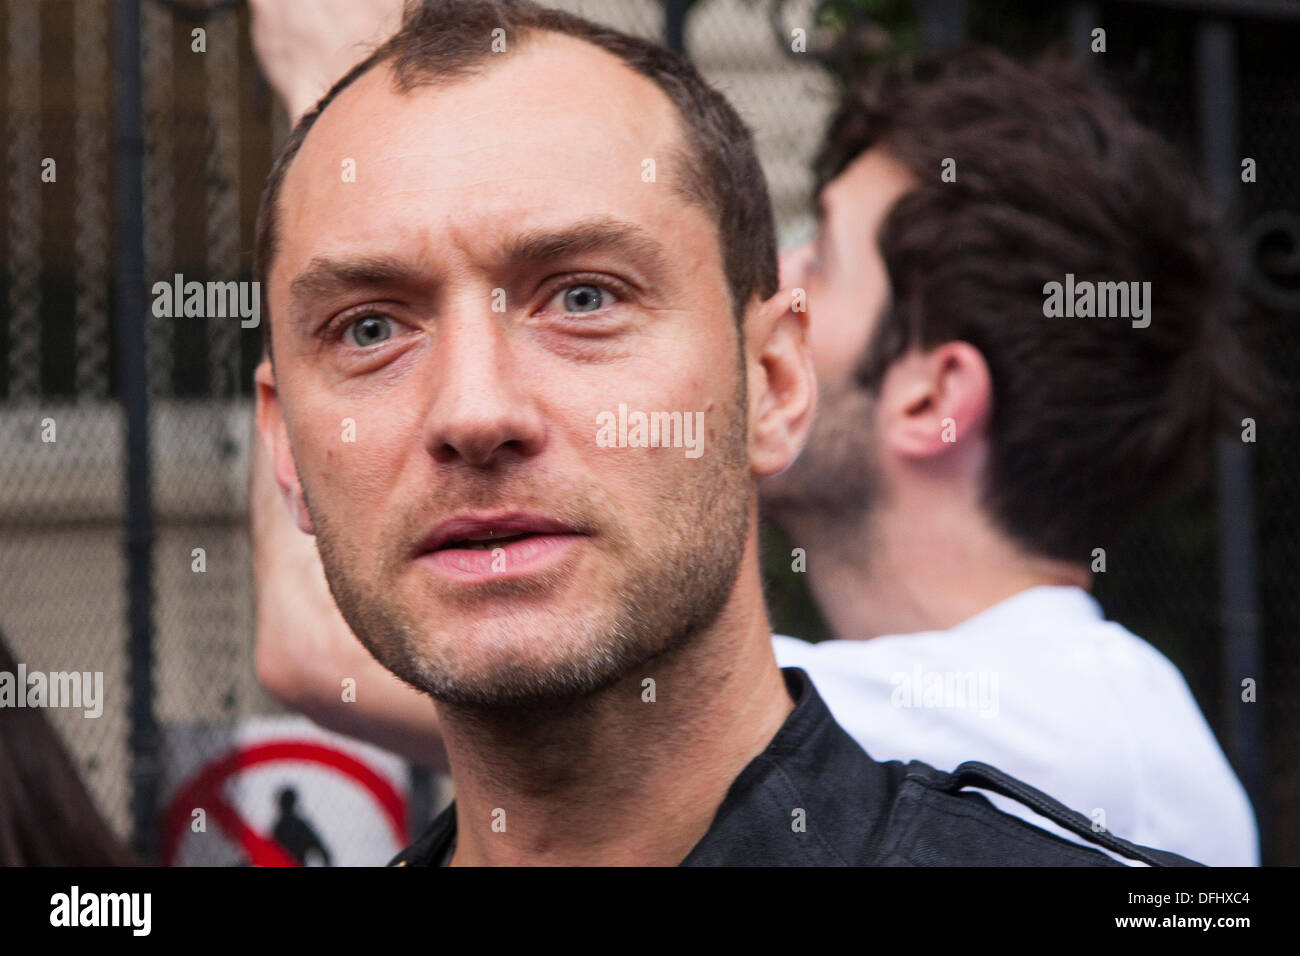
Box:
809 307 868 388
808 275 884 388
293 396 415 519
566 349 732 485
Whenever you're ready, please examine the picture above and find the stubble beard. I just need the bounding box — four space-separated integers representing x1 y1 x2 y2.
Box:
760 378 883 533
304 387 754 711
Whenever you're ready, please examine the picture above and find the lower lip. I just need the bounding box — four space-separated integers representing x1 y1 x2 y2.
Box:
415 533 588 581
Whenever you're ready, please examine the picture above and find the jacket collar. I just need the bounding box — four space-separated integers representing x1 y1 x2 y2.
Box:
392 667 894 866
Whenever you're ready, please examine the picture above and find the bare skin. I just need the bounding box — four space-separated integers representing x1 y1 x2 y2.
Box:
255 36 815 865
250 433 449 770
248 0 441 767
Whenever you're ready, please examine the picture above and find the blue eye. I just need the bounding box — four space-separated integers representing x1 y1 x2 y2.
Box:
348 315 393 347
562 285 604 313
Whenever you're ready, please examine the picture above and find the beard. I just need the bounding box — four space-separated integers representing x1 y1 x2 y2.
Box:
302 386 753 711
760 377 883 530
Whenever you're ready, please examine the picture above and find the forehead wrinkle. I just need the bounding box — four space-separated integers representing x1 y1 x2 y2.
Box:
325 112 699 204
370 175 648 201
274 37 724 315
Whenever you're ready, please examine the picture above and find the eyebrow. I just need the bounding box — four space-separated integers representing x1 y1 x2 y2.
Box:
286 217 673 318
501 217 673 283
289 256 426 313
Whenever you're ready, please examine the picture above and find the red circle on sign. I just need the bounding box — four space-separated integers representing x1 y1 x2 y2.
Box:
161 740 408 866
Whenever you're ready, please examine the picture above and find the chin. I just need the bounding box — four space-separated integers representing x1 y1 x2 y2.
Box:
386 607 645 708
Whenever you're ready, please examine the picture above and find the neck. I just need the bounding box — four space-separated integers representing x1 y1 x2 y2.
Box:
434 539 793 866
777 495 1090 641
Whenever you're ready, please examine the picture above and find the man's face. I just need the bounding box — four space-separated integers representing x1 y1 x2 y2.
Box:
261 36 756 707
761 147 915 522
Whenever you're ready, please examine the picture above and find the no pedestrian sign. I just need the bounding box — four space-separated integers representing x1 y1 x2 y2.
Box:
160 717 409 867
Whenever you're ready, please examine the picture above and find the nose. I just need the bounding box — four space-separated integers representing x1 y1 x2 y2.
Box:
779 239 813 291
421 301 547 468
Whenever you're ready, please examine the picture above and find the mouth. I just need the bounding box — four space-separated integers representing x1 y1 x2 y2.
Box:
437 532 539 550
418 512 586 553
414 512 591 581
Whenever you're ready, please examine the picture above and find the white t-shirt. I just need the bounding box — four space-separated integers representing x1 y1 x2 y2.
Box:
771 585 1259 866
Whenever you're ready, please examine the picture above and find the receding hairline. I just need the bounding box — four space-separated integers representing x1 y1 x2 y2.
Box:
261 29 718 302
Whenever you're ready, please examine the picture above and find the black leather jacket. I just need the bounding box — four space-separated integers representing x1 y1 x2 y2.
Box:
389 667 1201 867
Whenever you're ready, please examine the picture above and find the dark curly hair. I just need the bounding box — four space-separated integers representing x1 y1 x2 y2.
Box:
816 47 1260 562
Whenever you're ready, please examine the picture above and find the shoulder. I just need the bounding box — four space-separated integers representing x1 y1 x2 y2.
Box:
739 670 1198 867
875 758 1203 867
770 631 959 694
1089 623 1260 863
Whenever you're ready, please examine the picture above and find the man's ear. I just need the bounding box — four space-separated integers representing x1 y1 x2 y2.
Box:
879 342 992 460
254 358 314 534
748 289 817 477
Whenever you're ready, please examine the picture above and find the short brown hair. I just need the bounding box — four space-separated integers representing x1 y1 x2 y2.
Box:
817 48 1257 562
254 0 777 354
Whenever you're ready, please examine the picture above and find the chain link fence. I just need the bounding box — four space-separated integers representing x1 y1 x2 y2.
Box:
1 0 276 858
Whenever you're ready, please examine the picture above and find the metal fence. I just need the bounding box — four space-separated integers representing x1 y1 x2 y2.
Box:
0 0 1294 864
